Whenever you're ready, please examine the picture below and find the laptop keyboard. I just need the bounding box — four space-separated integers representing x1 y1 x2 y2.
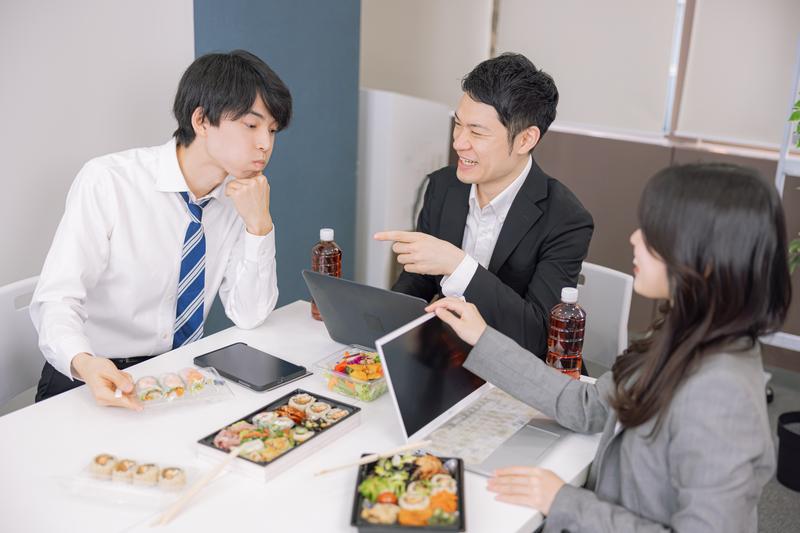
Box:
425 386 542 465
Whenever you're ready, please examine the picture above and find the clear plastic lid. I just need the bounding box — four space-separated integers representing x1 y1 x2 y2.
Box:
561 287 579 304
320 228 334 241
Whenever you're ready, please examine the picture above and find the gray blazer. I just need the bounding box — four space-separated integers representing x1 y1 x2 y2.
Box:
466 327 775 532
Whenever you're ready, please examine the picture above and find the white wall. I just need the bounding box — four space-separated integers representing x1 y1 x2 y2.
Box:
0 0 195 286
359 0 492 109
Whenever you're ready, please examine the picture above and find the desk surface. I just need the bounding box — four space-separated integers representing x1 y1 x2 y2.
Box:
0 301 600 532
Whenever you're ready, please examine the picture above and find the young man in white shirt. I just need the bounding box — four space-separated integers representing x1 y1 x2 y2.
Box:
376 53 593 360
31 50 290 408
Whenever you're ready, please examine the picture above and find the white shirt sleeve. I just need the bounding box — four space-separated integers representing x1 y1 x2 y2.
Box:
217 225 279 329
29 162 115 379
440 254 480 298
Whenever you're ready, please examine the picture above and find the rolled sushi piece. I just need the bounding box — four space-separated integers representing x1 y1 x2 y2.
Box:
407 481 431 496
269 416 295 434
111 459 137 484
398 492 430 511
252 411 278 429
179 367 207 394
291 426 314 443
133 463 159 487
305 401 331 420
430 473 457 495
135 376 164 402
242 439 266 462
159 373 186 399
323 407 349 425
288 393 315 412
159 467 186 489
90 453 116 479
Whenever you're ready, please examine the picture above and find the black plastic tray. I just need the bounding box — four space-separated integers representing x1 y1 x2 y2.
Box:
197 388 361 468
350 453 466 532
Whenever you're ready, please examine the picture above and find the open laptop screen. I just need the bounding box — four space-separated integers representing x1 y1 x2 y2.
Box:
377 313 487 438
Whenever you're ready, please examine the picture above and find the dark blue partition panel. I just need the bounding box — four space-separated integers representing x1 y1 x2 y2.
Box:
194 0 360 332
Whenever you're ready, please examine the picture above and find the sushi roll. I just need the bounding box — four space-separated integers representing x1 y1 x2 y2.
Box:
252 411 278 429
291 426 314 443
159 373 186 398
212 429 241 451
90 454 116 479
179 367 207 394
430 473 457 495
135 376 163 402
111 459 137 484
323 407 349 425
398 492 430 511
288 393 315 412
269 416 295 434
407 481 430 496
159 467 186 489
242 440 266 462
306 401 331 420
133 463 159 487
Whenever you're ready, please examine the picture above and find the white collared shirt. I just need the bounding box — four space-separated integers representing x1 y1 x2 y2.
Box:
31 139 278 379
441 156 532 297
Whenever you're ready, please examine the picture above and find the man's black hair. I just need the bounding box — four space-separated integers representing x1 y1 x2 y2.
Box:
461 53 558 149
173 50 292 146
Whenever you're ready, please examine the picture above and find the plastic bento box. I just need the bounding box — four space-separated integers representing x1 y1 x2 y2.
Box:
130 366 233 408
60 453 198 507
316 347 388 402
351 452 466 532
197 388 361 481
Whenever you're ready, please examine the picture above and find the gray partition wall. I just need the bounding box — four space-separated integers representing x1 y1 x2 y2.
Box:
194 0 360 331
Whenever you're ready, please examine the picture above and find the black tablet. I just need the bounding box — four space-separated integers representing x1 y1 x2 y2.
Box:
193 343 310 392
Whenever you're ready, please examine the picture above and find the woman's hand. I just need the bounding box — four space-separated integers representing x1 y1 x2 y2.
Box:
425 297 487 346
487 466 566 515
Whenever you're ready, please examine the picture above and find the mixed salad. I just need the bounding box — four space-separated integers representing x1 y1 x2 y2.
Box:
323 350 387 402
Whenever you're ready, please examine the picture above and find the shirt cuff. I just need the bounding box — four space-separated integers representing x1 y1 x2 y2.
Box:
243 225 276 262
440 254 479 297
54 335 95 381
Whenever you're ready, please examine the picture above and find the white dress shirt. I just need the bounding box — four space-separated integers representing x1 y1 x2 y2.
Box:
441 156 532 297
31 139 279 379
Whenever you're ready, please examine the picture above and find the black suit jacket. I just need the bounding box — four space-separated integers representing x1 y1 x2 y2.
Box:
392 161 594 359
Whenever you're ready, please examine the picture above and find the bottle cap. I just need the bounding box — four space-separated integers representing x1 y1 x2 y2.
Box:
561 287 578 304
320 228 334 241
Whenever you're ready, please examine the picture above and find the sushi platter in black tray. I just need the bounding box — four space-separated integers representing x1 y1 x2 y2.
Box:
197 388 361 481
351 451 466 532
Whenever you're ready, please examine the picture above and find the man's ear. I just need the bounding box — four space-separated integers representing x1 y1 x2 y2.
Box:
191 107 208 138
515 125 541 154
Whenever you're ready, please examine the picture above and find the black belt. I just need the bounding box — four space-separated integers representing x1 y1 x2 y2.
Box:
112 355 156 365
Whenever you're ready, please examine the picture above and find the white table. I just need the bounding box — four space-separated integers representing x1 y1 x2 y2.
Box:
0 301 601 532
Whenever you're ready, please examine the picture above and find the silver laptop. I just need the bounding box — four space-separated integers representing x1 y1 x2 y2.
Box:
375 313 567 476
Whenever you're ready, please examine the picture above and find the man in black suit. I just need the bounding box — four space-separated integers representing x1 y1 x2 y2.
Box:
375 53 593 359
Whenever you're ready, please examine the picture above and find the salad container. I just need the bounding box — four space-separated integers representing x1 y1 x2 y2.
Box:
316 347 388 402
351 451 465 532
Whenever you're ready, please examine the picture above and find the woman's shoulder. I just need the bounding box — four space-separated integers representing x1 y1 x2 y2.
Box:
671 338 765 415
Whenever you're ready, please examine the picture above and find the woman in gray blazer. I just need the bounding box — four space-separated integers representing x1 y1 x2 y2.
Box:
428 163 791 532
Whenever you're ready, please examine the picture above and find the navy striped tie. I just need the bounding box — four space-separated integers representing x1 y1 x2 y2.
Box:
172 192 211 349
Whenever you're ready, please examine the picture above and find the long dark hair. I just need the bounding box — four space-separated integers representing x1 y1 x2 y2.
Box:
611 163 791 432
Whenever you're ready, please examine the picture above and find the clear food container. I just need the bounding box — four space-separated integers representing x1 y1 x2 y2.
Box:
315 347 388 402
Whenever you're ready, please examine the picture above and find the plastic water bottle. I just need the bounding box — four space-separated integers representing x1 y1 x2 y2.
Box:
546 287 586 379
311 228 342 321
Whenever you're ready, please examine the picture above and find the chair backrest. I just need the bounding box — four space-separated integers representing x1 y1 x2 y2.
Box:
0 276 42 406
577 262 633 371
